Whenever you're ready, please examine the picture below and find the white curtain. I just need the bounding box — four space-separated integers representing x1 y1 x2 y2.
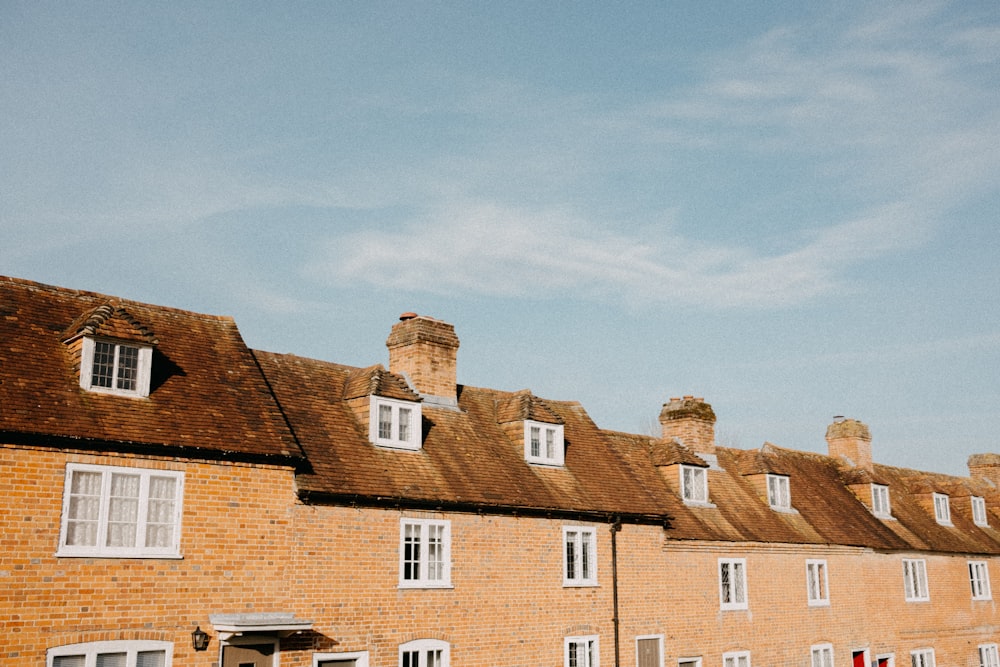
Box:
145 476 176 548
106 473 139 547
66 471 102 546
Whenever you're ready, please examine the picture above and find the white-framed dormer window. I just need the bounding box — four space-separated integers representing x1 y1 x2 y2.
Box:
872 484 892 518
57 463 183 558
399 639 449 667
767 474 791 510
719 558 748 610
524 420 565 466
680 465 709 504
903 558 929 602
371 396 422 450
564 526 597 586
910 649 935 667
48 639 172 666
973 496 989 527
79 337 153 397
565 636 599 667
722 651 750 667
979 644 999 667
933 493 951 525
399 518 451 588
811 644 834 667
806 559 830 606
970 560 992 600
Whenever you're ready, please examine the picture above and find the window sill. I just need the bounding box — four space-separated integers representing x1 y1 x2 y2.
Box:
398 582 454 590
56 550 183 559
563 581 599 588
683 500 717 509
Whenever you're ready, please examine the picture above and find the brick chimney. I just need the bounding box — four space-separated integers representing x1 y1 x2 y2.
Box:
826 417 872 470
969 454 1000 487
386 313 460 405
659 396 716 455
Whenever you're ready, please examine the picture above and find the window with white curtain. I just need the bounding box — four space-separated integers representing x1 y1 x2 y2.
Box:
47 640 171 667
973 496 989 527
811 644 834 667
564 526 597 586
872 484 892 518
767 474 791 510
910 649 935 667
722 651 750 667
565 636 598 667
933 493 951 525
58 464 183 558
979 644 999 667
680 465 709 504
806 559 830 606
399 639 448 667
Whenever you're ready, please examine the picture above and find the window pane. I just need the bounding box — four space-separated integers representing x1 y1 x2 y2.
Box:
398 408 411 442
566 531 577 579
427 524 443 581
96 653 127 667
136 651 166 667
92 341 116 388
581 531 592 580
545 428 555 459
54 657 86 667
402 651 418 667
106 473 140 547
116 344 139 391
531 426 541 457
145 476 177 548
733 562 745 603
66 470 102 546
403 523 420 580
379 404 393 440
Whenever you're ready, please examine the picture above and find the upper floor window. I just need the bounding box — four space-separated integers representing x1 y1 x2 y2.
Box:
565 636 598 667
933 493 951 525
872 484 892 518
399 518 451 588
910 649 935 667
524 421 565 466
722 651 750 667
371 396 422 450
564 526 597 586
903 558 929 602
79 338 153 397
970 560 992 600
58 463 183 558
399 639 449 667
48 640 172 667
680 465 709 504
973 496 989 527
767 474 791 510
980 644 999 667
719 558 748 610
811 644 834 667
806 559 829 606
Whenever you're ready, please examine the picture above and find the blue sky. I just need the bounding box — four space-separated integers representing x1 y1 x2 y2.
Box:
3 1 998 476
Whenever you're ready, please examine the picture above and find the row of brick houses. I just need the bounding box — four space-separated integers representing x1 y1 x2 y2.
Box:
2 274 999 667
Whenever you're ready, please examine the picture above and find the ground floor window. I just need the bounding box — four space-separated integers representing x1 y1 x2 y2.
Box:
911 649 935 667
566 635 599 667
399 639 448 667
48 641 171 667
315 651 369 667
980 644 1000 667
723 651 750 667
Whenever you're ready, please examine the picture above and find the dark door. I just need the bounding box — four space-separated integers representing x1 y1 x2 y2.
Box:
637 638 660 667
223 643 274 667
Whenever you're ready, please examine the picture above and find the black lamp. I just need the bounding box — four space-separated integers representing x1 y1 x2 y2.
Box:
191 626 210 651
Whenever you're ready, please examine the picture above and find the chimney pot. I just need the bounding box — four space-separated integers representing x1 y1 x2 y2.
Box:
399 312 418 321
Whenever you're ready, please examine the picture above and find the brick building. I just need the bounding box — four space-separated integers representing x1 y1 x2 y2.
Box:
2 275 998 667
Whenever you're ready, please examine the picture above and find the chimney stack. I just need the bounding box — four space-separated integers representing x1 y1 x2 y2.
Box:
659 396 716 455
969 454 1000 487
386 314 460 405
826 417 872 469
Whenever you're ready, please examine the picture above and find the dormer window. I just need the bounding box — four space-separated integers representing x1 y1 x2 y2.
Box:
524 421 564 466
680 465 709 504
767 474 791 510
933 492 952 525
79 337 152 397
871 484 892 518
370 396 422 450
973 496 988 527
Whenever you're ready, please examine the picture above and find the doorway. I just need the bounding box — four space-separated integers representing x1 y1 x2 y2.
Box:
222 642 275 667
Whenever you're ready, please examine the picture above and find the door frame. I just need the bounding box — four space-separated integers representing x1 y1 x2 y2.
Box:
220 635 279 667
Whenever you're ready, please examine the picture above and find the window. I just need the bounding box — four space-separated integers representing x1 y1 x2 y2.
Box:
636 637 662 667
565 636 598 667
973 496 989 527
806 559 829 606
979 644 999 667
719 558 748 610
48 640 172 667
970 560 992 600
399 640 448 667
767 474 791 510
399 518 451 588
524 420 565 466
79 338 153 397
315 651 369 667
564 526 597 586
872 484 892 518
811 644 834 667
678 660 701 667
722 651 750 667
58 464 183 558
910 649 934 667
933 493 951 525
680 465 709 504
371 396 422 450
903 558 929 601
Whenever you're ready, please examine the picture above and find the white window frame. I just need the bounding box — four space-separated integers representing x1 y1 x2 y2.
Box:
719 557 748 610
910 648 935 667
680 465 709 505
903 558 929 602
398 518 452 588
806 559 830 606
933 493 952 525
57 463 183 558
315 651 369 667
565 635 599 667
79 337 153 397
564 525 598 587
635 635 663 667
524 420 565 466
872 484 892 518
811 644 834 667
722 651 750 667
47 640 173 667
973 496 989 527
399 639 449 667
767 474 791 510
979 644 999 667
371 396 422 450
970 560 992 600
677 659 701 667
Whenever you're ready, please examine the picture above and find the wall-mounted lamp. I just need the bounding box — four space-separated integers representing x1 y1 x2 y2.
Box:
191 626 210 651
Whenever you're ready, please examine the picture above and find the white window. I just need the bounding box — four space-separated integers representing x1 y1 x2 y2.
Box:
564 526 597 586
910 649 935 667
722 651 750 667
979 644 999 667
767 474 791 510
872 484 892 518
973 496 989 527
933 493 951 525
677 659 701 667
399 518 451 588
680 465 709 504
48 640 172 667
719 558 748 610
565 636 598 667
371 396 422 450
399 639 448 667
79 338 153 397
903 558 929 601
524 420 565 466
970 560 992 600
58 464 183 558
806 559 829 606
315 651 369 667
811 644 834 667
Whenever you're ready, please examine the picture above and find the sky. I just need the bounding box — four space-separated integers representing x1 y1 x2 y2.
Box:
2 1 998 477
